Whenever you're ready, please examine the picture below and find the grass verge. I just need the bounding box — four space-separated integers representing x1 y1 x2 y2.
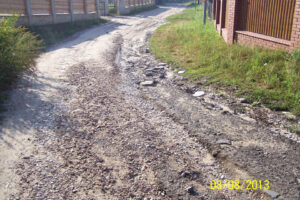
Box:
150 4 300 116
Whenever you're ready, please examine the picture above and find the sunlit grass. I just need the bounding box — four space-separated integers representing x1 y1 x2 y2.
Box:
150 4 300 116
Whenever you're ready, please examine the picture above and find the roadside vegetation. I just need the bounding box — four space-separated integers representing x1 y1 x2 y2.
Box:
0 16 107 120
0 16 42 91
0 17 107 90
150 4 300 116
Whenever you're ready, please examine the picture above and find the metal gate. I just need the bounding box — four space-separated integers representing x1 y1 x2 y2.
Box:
108 0 118 14
99 0 107 16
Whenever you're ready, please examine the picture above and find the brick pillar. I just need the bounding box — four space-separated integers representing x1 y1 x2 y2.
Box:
291 0 300 50
226 0 238 44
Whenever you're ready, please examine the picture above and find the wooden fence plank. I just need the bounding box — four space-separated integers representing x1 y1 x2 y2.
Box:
0 0 26 14
54 0 69 13
31 0 51 14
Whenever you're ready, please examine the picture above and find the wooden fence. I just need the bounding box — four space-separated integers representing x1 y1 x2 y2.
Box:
237 0 296 40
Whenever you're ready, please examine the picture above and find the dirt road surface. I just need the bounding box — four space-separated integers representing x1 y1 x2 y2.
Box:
0 4 299 200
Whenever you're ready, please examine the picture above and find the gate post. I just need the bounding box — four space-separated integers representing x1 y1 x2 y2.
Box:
50 0 56 23
118 0 127 14
226 0 238 44
96 0 101 17
25 0 32 25
105 0 109 15
70 0 74 22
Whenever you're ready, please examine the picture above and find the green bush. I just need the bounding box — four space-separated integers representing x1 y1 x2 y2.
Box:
0 16 42 90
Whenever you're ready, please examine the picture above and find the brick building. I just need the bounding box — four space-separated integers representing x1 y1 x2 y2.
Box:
212 0 300 51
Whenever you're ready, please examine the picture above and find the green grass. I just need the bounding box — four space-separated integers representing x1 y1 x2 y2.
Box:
150 4 300 116
29 18 107 47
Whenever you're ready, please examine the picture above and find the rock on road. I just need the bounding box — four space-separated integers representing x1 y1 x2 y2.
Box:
0 4 299 200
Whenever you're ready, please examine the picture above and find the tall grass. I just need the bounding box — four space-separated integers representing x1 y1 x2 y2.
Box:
0 16 42 90
150 5 300 116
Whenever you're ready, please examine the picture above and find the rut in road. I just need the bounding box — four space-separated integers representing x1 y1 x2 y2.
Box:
0 4 299 200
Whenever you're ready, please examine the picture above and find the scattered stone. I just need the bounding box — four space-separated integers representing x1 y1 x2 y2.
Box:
181 77 188 81
146 68 154 72
209 94 215 99
186 186 196 195
193 91 205 97
135 80 141 85
264 189 280 199
221 110 229 115
185 87 193 94
154 66 164 70
158 62 167 66
238 98 248 104
22 156 30 160
145 71 153 76
282 112 296 121
212 150 219 157
181 172 190 178
72 189 78 193
178 70 185 74
159 73 165 79
145 48 150 53
216 139 231 145
220 105 233 115
140 80 155 86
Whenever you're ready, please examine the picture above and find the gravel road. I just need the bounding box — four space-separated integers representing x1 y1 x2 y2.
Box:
0 4 299 200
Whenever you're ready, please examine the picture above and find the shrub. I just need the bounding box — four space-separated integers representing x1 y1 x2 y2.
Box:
0 16 42 90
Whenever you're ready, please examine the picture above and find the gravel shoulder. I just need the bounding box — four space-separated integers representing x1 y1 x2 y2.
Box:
0 4 299 200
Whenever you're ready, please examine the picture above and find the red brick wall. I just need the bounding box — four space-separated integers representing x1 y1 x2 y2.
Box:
291 0 300 49
235 31 290 51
